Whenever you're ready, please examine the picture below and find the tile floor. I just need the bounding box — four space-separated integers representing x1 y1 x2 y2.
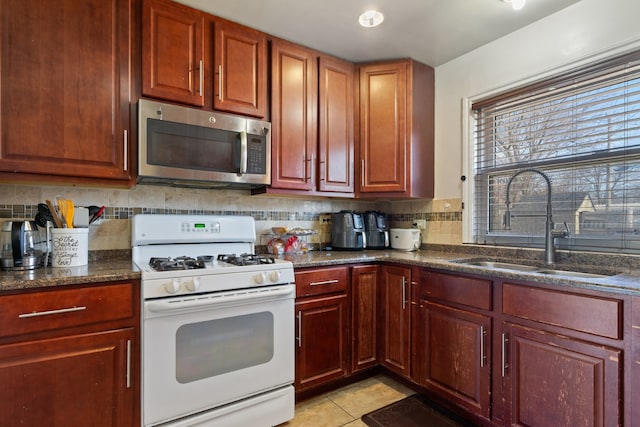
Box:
279 374 415 427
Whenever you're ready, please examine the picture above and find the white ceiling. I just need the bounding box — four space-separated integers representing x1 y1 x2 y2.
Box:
176 0 581 66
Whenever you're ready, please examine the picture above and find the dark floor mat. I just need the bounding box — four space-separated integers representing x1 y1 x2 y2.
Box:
361 394 477 427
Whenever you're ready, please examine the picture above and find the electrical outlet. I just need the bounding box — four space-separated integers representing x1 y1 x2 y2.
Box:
319 214 332 224
414 219 427 229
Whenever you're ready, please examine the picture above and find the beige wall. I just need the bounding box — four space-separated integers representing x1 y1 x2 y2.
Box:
0 183 462 251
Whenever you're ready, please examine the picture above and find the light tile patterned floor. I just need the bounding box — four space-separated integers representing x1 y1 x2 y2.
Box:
279 375 415 427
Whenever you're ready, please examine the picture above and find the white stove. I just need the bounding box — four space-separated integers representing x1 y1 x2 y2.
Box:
132 214 295 299
132 214 295 427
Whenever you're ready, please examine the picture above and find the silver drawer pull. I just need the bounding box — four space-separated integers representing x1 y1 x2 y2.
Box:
309 279 339 286
18 306 87 318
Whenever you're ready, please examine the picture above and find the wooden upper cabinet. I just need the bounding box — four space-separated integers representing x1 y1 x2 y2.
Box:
270 39 318 190
266 40 355 196
358 59 434 198
318 56 355 193
141 0 267 118
213 19 267 118
0 0 135 184
142 0 205 106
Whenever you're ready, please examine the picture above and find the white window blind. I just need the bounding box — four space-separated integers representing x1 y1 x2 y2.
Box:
472 51 640 253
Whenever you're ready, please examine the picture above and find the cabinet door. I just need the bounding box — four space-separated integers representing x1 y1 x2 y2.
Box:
351 265 378 372
379 265 411 377
295 294 348 391
270 40 317 190
503 322 621 427
0 329 135 427
416 300 491 419
318 55 354 193
359 62 407 193
213 19 267 118
142 0 205 106
0 0 133 182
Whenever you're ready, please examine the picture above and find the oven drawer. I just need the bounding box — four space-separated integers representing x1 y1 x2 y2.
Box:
0 282 135 339
295 266 348 297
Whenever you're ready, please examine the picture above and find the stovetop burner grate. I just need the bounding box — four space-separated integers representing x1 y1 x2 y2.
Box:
149 256 206 271
217 253 275 266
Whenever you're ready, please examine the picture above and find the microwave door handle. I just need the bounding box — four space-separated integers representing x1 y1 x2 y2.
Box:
239 131 248 175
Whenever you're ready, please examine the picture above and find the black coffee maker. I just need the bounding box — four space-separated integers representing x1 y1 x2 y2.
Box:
364 211 389 249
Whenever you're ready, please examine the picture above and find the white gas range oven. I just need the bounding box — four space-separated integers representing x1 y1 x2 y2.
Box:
132 214 295 427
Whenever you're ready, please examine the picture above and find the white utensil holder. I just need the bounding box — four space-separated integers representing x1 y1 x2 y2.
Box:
51 228 88 267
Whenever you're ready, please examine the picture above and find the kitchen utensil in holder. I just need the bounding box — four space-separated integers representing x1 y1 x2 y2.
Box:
51 228 88 267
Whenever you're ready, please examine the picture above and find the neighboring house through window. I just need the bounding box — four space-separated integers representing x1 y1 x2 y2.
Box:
471 50 640 253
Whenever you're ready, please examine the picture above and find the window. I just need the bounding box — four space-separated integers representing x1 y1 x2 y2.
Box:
472 51 640 253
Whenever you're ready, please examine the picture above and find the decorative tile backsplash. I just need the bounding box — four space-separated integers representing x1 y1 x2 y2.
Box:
0 184 462 250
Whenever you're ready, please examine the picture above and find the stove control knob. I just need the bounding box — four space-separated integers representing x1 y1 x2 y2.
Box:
165 279 181 294
185 277 200 292
269 270 281 283
255 272 267 284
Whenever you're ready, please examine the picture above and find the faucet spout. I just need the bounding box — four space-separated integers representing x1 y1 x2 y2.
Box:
505 168 569 265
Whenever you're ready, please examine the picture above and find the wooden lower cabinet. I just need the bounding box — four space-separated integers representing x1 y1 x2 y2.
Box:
0 329 135 427
295 294 348 392
293 263 629 427
415 300 491 419
379 265 411 377
351 265 378 372
502 322 621 426
294 266 349 394
0 280 139 427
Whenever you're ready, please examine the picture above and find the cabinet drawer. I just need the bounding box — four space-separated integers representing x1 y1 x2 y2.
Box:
295 266 348 297
503 283 622 339
420 270 492 310
0 282 135 339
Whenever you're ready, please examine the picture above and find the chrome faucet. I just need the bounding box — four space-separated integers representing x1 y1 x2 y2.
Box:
504 168 570 265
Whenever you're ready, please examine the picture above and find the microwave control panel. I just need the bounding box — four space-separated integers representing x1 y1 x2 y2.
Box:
247 135 267 174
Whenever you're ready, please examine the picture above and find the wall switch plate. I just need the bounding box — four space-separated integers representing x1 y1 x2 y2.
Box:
414 219 427 229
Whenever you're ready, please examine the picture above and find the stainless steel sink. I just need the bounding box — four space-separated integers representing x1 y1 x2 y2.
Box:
536 269 608 279
451 258 612 278
457 260 540 272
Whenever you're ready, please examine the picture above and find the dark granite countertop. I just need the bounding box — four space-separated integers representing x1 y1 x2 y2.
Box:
283 249 640 296
0 259 140 293
2 247 639 297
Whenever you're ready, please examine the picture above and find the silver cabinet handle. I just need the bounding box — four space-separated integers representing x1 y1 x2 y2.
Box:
217 65 223 100
480 326 486 368
125 339 132 389
401 276 407 310
309 279 339 286
501 333 509 377
319 158 325 181
18 305 87 318
123 130 128 172
304 156 312 182
296 311 302 348
361 159 365 186
239 131 248 174
198 59 204 96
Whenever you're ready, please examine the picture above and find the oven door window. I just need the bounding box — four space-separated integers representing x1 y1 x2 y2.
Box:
175 311 274 383
147 118 241 173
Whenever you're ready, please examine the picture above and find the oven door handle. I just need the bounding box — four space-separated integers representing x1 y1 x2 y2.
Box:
146 285 295 313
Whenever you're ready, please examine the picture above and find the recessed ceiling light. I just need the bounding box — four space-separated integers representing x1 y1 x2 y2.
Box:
358 10 384 28
503 0 526 10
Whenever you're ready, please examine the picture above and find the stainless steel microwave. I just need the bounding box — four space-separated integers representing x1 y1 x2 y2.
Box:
138 99 271 188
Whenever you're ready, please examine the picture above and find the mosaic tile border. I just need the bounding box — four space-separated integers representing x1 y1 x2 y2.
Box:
0 205 463 223
0 205 325 222
389 211 463 222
